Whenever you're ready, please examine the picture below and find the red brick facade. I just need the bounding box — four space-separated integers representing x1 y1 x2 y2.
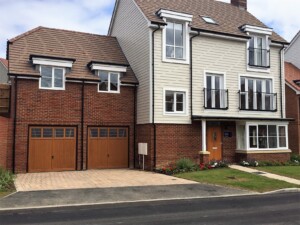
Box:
0 116 9 168
236 152 290 163
6 79 135 173
285 84 300 155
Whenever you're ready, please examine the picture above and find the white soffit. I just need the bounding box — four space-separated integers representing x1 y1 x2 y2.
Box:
242 25 273 36
90 63 127 73
158 9 193 22
32 57 73 68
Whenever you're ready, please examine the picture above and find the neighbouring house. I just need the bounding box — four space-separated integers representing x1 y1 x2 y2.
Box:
0 58 9 83
0 0 293 173
109 0 291 170
284 31 300 155
1 27 138 173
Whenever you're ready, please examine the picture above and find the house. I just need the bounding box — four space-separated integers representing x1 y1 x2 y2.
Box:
0 58 8 83
1 27 138 173
285 31 300 69
109 0 291 170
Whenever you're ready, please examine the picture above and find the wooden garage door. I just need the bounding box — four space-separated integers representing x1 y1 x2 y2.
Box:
28 127 76 172
88 127 128 169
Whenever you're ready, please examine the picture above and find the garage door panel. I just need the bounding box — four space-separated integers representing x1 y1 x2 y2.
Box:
52 139 76 171
108 139 128 168
29 139 52 172
88 139 108 169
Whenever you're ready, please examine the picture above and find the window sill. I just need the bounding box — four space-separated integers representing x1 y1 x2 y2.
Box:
204 107 228 111
162 58 189 65
247 66 270 73
239 109 277 113
236 149 291 154
39 87 65 91
98 90 120 94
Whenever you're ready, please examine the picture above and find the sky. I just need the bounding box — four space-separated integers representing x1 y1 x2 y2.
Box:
0 0 299 58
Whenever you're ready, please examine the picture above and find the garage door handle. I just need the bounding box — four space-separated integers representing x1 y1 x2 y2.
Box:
52 156 54 159
107 154 109 158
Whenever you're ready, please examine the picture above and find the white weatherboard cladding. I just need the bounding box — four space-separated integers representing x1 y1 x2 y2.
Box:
285 35 300 69
154 30 191 124
110 0 150 124
192 36 283 119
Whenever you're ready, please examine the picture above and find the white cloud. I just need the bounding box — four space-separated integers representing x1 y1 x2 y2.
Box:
0 0 299 58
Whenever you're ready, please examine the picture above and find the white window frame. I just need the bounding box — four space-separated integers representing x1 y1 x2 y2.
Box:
204 71 227 109
245 122 288 150
39 66 65 90
162 20 190 64
163 88 187 115
239 76 275 111
97 71 120 94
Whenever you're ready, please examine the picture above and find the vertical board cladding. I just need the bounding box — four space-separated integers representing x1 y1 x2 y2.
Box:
12 79 135 173
0 117 9 168
153 30 191 124
110 0 151 124
155 123 202 168
285 85 300 154
136 124 154 170
192 36 283 119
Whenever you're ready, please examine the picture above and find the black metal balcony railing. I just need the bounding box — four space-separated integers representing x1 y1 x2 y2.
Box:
239 91 277 112
248 47 270 68
204 88 228 110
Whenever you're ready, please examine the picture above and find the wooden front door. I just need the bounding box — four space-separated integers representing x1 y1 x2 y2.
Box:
88 127 128 169
207 126 222 161
28 127 76 172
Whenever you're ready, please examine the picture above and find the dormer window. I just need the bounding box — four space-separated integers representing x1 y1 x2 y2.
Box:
30 55 75 90
98 71 120 93
158 9 192 64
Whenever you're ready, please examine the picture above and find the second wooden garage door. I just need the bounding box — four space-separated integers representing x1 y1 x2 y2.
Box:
88 127 128 169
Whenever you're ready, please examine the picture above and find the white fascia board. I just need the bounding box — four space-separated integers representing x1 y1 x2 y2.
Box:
90 64 127 73
32 57 73 68
242 25 273 36
158 9 193 22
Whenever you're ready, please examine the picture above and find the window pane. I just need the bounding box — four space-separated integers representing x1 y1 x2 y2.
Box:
41 66 53 88
110 73 119 91
241 78 245 92
100 128 108 137
109 129 117 137
174 23 183 46
176 102 183 112
31 128 41 138
166 22 174 45
175 47 183 59
66 128 75 137
41 78 52 88
118 129 127 137
165 91 174 112
268 125 277 136
269 137 277 148
55 128 64 138
279 137 287 148
90 129 98 138
248 80 254 110
249 126 257 148
258 125 267 149
54 68 63 88
99 71 108 91
166 46 174 58
176 93 183 103
43 128 53 138
278 126 286 136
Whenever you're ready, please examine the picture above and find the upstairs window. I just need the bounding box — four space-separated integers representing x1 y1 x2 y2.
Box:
40 66 65 90
248 36 270 68
165 90 186 114
98 71 120 93
166 21 184 59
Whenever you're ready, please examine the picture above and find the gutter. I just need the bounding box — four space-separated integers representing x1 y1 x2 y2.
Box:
152 24 160 170
190 31 200 119
12 77 17 173
280 44 285 119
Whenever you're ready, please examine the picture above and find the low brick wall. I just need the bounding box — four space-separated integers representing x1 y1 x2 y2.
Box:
236 152 291 163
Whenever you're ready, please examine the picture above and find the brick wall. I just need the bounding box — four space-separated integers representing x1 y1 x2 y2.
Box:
221 122 236 162
236 152 290 163
0 116 9 168
11 79 135 173
136 124 154 170
285 84 300 155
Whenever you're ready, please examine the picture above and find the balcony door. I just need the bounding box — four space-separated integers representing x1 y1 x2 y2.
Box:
205 74 226 109
249 36 268 67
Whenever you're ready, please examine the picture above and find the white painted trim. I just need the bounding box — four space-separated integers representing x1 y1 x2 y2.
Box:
202 120 206 152
32 57 73 68
162 20 190 64
14 76 40 80
236 150 291 154
157 9 193 22
90 64 127 73
39 66 65 91
149 29 153 123
241 25 273 36
163 87 188 116
97 71 120 94
285 81 300 95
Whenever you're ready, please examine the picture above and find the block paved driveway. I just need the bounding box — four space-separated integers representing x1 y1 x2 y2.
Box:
15 169 197 192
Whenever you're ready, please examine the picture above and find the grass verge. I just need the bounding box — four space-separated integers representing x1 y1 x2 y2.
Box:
0 168 15 198
175 168 300 193
257 166 300 180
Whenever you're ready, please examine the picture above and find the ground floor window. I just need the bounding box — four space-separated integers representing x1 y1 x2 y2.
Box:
236 122 288 150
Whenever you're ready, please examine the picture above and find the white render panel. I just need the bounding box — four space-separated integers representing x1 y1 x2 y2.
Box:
110 0 151 124
285 35 300 69
192 36 283 119
153 30 191 124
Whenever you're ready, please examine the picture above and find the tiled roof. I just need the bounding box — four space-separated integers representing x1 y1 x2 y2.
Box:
285 62 300 92
9 27 138 84
134 0 286 43
0 58 8 69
